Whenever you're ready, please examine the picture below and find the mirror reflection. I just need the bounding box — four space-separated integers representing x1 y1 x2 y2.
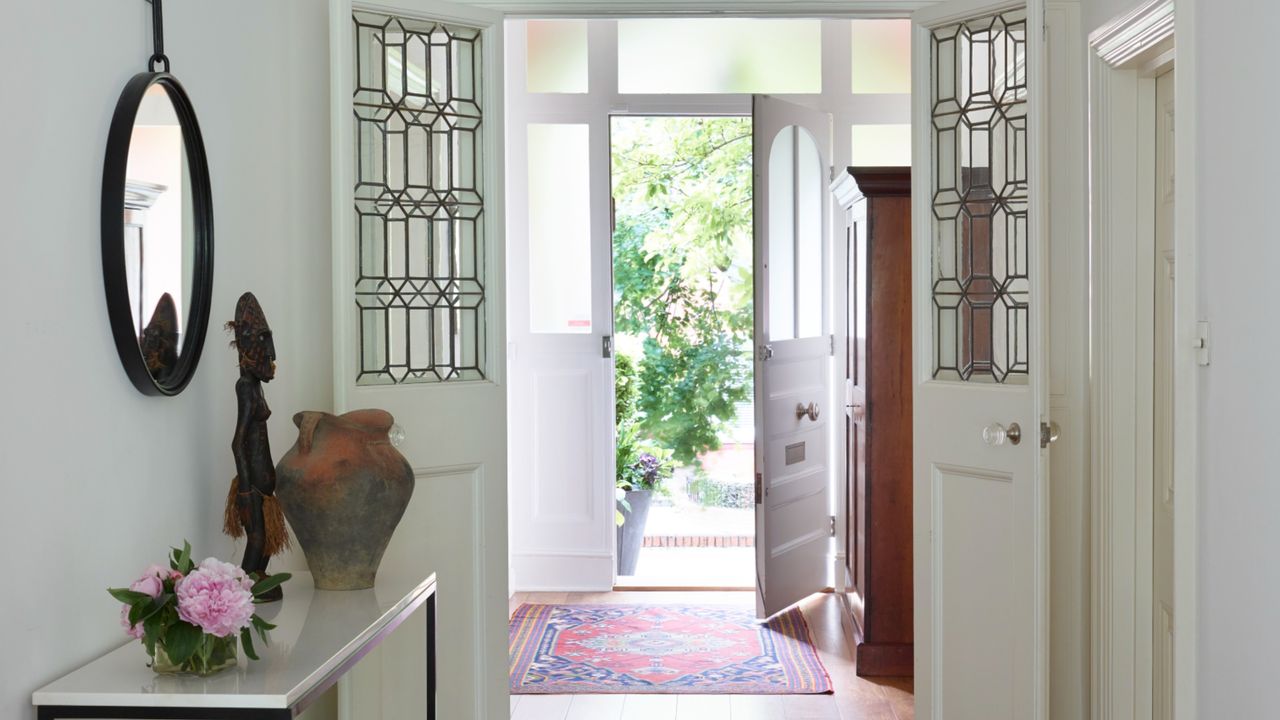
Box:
123 84 194 381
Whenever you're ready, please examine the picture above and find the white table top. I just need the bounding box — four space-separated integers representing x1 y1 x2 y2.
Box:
32 571 436 710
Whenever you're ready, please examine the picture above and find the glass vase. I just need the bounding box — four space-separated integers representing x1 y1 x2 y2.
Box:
152 634 239 676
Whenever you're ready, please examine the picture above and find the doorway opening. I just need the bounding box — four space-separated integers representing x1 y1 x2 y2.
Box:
609 115 755 589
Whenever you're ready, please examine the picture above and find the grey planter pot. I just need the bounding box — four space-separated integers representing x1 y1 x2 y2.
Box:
616 489 653 576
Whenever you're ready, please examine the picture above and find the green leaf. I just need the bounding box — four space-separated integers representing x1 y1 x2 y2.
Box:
164 621 203 666
250 614 277 632
241 627 259 661
251 572 291 598
132 594 173 626
108 588 151 606
178 540 192 573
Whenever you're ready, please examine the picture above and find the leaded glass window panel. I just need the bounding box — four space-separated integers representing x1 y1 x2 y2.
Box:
930 9 1028 383
352 11 486 385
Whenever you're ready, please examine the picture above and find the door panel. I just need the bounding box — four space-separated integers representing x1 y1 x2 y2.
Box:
505 45 616 591
911 2 1047 718
753 95 834 619
330 2 507 718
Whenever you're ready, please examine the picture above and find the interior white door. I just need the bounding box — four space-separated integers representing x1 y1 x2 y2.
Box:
752 95 834 619
911 2 1048 719
329 1 507 718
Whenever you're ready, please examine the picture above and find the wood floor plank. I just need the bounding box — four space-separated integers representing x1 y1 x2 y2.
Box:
620 694 678 720
728 694 786 720
510 694 572 720
784 694 842 719
565 694 626 720
675 694 731 720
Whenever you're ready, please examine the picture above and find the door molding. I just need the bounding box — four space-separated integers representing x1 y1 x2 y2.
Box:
1088 1 1198 718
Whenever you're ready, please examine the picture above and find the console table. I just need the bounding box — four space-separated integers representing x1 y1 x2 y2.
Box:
32 571 436 719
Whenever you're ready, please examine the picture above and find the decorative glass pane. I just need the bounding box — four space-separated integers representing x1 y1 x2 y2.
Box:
526 20 588 93
768 125 824 341
618 19 821 94
930 9 1029 383
528 124 592 334
352 11 486 385
852 124 911 166
851 20 911 94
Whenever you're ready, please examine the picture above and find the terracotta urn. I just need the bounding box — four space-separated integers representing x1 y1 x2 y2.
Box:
275 409 414 590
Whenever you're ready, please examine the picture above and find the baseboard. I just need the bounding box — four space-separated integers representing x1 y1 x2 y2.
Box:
855 641 914 677
509 551 613 592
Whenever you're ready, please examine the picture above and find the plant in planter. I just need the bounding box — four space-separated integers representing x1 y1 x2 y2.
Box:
614 386 675 571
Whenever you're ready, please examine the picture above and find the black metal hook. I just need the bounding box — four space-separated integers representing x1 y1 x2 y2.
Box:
145 0 170 72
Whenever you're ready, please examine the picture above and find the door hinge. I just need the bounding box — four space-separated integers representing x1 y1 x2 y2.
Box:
755 472 764 505
757 344 774 362
829 515 837 538
830 334 836 357
602 335 613 358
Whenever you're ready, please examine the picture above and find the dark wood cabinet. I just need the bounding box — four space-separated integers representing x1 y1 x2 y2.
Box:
833 167 913 677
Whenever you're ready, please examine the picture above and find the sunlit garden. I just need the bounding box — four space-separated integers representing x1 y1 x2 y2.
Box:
611 116 755 580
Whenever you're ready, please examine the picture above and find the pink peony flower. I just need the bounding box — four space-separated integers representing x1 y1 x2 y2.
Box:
119 604 145 639
174 558 255 638
129 564 171 598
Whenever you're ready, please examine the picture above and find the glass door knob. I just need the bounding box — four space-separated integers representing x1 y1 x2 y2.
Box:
983 422 1022 447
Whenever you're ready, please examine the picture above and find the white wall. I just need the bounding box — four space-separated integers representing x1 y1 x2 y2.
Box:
1187 0 1280 715
1080 0 1280 715
0 2 333 719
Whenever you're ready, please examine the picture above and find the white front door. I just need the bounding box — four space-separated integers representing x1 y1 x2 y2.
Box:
329 1 507 717
752 95 834 619
911 2 1048 719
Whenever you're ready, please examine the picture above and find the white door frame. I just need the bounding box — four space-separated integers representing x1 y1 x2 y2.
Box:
504 15 912 593
1088 1 1199 718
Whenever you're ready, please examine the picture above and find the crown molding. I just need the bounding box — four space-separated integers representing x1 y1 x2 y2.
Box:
1089 0 1173 68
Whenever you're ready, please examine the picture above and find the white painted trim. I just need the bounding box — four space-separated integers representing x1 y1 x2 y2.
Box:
467 0 931 17
1044 4 1090 719
1089 0 1173 68
1088 1 1198 719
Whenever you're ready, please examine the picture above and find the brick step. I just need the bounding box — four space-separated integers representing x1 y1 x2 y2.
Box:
642 535 754 548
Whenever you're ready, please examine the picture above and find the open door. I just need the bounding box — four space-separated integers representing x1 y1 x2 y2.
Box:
911 2 1048 718
329 1 507 717
752 95 834 619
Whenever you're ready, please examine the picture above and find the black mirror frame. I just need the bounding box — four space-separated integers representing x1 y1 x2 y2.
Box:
102 71 214 396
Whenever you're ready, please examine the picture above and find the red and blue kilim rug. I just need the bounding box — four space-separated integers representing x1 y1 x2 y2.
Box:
509 604 833 694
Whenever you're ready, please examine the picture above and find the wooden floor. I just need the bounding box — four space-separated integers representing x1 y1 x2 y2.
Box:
509 591 914 720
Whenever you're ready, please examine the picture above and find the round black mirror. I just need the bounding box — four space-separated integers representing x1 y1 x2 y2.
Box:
102 71 213 396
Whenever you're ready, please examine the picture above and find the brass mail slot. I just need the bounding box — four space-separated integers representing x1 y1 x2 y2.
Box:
785 441 806 466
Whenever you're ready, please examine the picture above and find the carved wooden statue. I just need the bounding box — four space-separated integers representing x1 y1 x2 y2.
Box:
222 292 289 600
140 292 179 380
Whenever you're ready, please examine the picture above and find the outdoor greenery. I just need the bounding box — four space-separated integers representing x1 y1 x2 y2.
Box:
611 116 754 465
614 354 675 495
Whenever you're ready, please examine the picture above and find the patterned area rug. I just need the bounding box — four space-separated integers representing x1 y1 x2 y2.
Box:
509 604 832 694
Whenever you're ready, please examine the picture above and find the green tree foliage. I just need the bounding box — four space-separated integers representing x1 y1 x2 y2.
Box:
612 117 753 464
